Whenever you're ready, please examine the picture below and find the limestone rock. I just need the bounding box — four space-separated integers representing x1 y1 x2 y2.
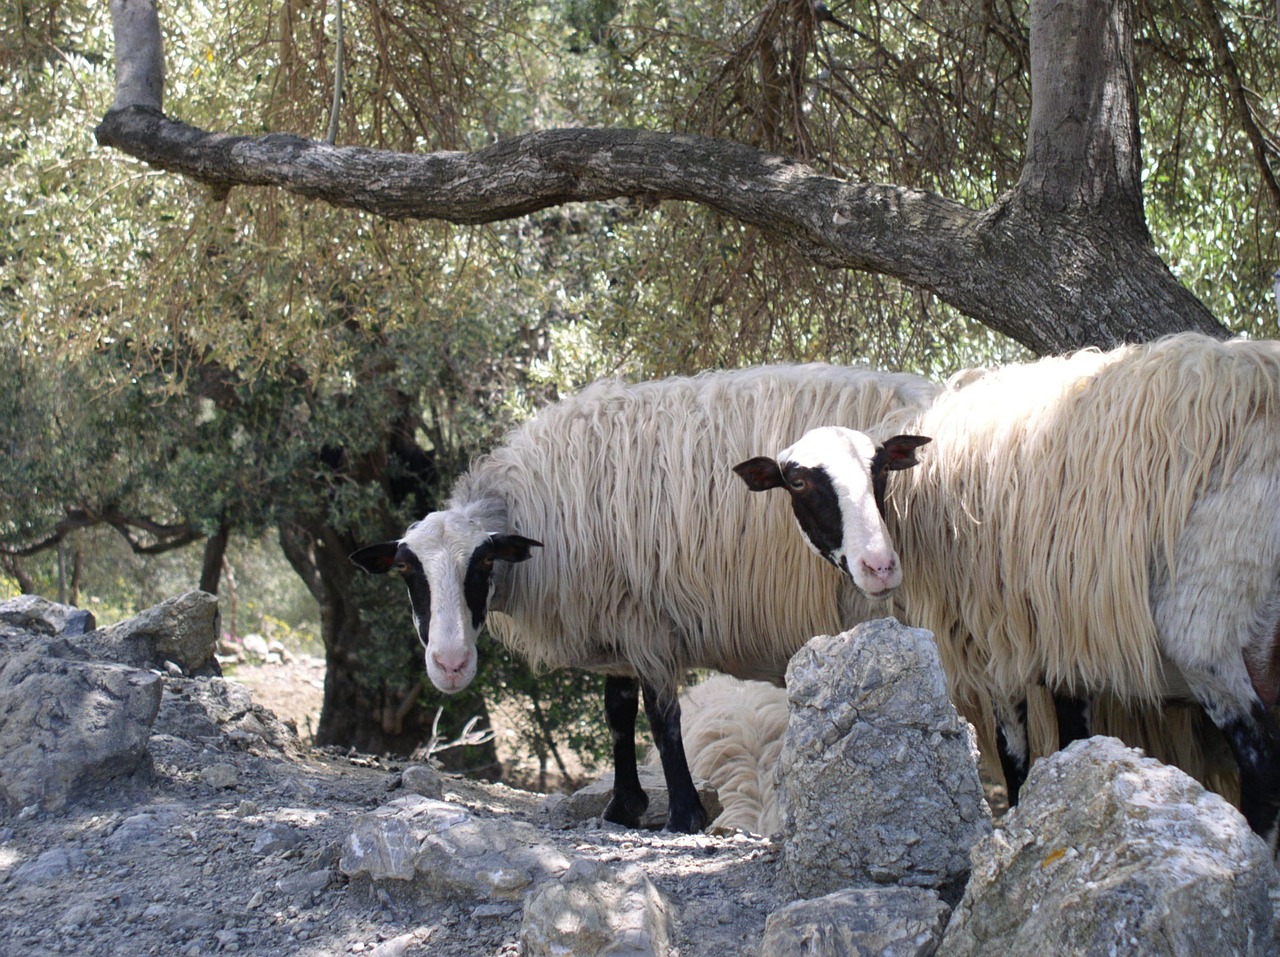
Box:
938 736 1279 957
520 859 673 957
95 590 221 676
777 619 990 903
762 886 950 957
0 641 162 812
0 595 95 637
339 794 572 901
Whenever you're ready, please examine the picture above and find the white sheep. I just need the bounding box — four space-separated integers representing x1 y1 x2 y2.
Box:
351 364 937 832
646 674 788 835
738 334 1280 844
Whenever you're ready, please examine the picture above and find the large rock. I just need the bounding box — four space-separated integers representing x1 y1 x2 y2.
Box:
762 887 951 957
938 736 1279 957
340 794 573 901
0 639 162 812
92 590 221 676
0 595 95 637
520 859 673 957
777 619 990 903
153 676 302 756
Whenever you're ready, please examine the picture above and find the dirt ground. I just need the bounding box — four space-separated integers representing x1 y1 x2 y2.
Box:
0 654 784 957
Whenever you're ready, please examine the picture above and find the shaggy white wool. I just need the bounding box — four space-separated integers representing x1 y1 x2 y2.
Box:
645 674 788 835
891 334 1280 718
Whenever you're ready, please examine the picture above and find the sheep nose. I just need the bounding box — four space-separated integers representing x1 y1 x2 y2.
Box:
859 556 901 592
431 649 472 678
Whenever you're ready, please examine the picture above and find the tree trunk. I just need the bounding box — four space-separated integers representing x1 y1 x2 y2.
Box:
96 0 1230 356
199 521 230 594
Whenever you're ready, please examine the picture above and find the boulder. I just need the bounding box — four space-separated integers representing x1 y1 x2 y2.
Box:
339 794 573 901
777 619 990 903
93 589 221 676
938 736 1279 957
520 859 673 957
0 639 162 812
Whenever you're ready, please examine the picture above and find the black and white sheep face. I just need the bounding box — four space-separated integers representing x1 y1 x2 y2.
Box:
348 512 541 694
734 426 930 599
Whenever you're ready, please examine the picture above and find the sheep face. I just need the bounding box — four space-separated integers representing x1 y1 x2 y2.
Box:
734 427 929 599
349 512 541 693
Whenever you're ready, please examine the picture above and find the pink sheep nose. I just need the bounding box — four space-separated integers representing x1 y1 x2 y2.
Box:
858 555 901 594
431 649 473 685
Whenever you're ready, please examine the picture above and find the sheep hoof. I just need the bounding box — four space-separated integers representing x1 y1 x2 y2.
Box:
666 801 709 834
603 790 649 829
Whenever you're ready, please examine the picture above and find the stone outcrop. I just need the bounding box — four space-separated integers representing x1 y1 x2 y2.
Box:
939 736 1279 957
776 619 991 903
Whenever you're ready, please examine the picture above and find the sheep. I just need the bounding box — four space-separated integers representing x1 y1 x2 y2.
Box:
349 363 938 832
645 675 789 835
737 334 1280 844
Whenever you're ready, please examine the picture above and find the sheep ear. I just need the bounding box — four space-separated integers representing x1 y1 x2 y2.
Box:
489 535 542 563
734 456 786 491
349 541 401 574
873 435 931 475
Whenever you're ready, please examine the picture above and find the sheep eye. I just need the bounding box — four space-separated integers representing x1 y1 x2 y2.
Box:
393 561 409 575
788 475 808 492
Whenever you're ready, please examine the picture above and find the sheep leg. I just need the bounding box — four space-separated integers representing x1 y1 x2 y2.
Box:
602 675 649 828
1217 703 1280 847
1053 694 1090 748
642 681 709 833
994 698 1030 807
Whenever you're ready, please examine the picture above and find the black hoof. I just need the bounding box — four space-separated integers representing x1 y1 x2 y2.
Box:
603 789 649 828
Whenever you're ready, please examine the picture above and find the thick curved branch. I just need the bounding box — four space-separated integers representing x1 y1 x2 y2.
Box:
97 0 1230 355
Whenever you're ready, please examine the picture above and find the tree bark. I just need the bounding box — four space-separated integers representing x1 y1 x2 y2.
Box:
199 521 229 594
96 0 1229 355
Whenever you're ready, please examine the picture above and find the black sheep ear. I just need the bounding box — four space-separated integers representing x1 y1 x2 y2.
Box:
734 456 786 491
489 535 542 563
872 435 931 476
349 541 401 574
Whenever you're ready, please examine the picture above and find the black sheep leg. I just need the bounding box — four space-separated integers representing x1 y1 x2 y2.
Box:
994 698 1030 807
1220 703 1280 847
1053 693 1091 748
643 681 708 833
602 675 649 827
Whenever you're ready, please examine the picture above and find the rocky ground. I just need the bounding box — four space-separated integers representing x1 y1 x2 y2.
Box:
0 652 783 957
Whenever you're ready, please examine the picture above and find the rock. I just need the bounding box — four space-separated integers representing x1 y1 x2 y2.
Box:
399 764 444 798
777 619 990 903
520 860 673 957
550 765 722 830
12 846 90 884
96 590 221 676
761 887 951 957
339 794 573 901
253 822 303 855
241 634 271 660
938 736 1279 957
0 642 162 812
153 677 301 756
0 596 95 637
201 763 239 789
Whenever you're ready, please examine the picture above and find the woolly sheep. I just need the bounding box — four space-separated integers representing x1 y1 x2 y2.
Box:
738 334 1280 844
350 364 937 832
645 675 788 835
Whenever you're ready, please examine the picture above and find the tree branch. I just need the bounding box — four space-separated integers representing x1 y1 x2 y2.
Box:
96 0 1230 355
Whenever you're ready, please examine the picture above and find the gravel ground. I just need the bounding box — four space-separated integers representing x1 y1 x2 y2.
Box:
0 659 784 957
